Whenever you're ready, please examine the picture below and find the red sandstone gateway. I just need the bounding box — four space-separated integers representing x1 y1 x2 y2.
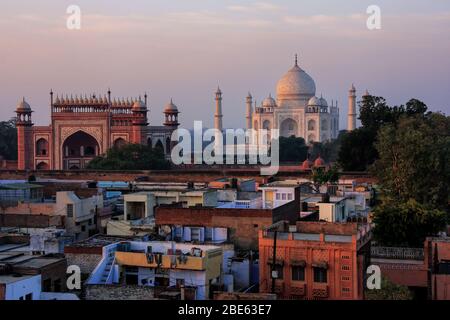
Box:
15 92 179 170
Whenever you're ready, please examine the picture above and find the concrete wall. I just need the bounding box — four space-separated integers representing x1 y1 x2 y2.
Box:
4 275 42 300
85 284 155 300
65 253 103 275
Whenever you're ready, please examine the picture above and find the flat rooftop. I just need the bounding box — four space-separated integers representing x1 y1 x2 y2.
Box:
65 234 141 249
12 257 63 269
0 274 39 285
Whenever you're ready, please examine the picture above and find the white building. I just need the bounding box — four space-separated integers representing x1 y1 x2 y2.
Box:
249 56 340 143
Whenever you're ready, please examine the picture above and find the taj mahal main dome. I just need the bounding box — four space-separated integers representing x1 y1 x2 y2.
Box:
276 60 316 101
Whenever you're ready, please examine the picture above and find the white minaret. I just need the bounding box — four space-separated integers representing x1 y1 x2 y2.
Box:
214 87 223 132
246 92 253 129
348 84 356 131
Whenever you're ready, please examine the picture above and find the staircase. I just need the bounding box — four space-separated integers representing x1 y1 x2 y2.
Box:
99 251 116 284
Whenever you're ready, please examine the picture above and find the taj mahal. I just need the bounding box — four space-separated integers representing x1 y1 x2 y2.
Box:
213 55 360 144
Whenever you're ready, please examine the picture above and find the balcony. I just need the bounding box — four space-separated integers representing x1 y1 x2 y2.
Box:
289 282 306 297
115 251 207 271
312 283 329 298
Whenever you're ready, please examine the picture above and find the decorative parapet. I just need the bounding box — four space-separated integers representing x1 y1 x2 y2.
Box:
371 246 424 261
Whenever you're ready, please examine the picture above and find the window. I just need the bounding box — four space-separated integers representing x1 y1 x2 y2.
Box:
191 228 201 242
287 193 293 200
271 265 284 280
341 265 350 271
291 266 305 281
282 193 286 200
276 193 280 200
81 225 86 232
313 267 327 283
43 278 52 291
67 204 74 218
176 279 185 288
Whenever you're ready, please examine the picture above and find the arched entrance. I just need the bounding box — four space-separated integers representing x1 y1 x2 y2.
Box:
154 139 164 154
114 138 127 149
36 161 49 170
165 137 171 155
280 118 298 138
62 131 100 170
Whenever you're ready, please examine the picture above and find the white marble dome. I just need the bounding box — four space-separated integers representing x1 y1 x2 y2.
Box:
307 96 321 106
276 63 316 99
262 94 276 108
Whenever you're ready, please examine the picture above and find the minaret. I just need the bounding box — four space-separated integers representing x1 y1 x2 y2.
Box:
246 92 253 129
348 84 356 131
16 98 34 170
214 87 223 132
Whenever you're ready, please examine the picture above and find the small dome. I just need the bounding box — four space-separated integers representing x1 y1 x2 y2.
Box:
164 99 178 112
314 156 325 167
301 159 312 170
308 96 321 106
262 94 276 108
132 99 146 111
319 96 328 107
16 98 31 111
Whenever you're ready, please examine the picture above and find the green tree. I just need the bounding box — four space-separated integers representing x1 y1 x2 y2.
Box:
0 119 17 160
309 131 345 163
365 277 413 300
338 128 378 171
372 113 450 210
87 143 170 170
278 136 308 162
338 96 430 171
372 199 446 247
310 165 340 196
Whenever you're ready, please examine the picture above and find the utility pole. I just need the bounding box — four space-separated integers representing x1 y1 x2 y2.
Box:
271 230 278 294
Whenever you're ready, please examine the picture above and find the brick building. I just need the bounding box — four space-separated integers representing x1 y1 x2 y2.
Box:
14 92 180 170
155 188 300 251
258 221 371 300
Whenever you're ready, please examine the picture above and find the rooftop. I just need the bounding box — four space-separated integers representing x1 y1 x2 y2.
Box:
0 274 39 285
65 234 143 249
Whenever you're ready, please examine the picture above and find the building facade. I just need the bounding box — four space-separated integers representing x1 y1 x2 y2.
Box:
15 92 180 170
259 221 371 300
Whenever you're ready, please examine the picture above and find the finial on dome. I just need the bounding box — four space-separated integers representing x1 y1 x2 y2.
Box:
295 53 298 66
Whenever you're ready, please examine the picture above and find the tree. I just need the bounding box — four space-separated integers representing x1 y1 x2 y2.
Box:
0 119 17 160
372 199 446 247
278 136 308 162
338 96 430 171
86 143 170 170
365 277 413 300
338 128 378 171
372 113 450 210
309 131 345 163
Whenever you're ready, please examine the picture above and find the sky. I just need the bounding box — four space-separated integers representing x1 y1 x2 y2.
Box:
1 0 450 129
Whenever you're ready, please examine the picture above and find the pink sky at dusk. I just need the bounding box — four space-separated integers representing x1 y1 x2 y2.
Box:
1 0 449 129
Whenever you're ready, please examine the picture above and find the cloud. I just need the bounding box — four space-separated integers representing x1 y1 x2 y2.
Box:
227 2 283 13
